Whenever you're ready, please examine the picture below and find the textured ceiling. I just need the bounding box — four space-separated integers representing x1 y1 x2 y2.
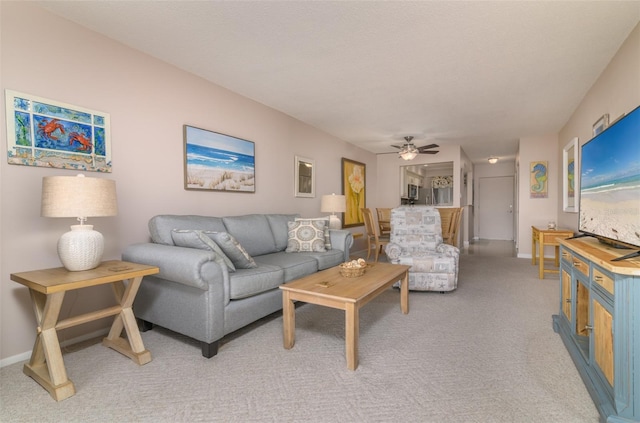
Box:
37 1 640 163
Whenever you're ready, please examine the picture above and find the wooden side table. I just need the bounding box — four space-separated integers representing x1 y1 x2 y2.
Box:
531 226 574 279
10 260 159 401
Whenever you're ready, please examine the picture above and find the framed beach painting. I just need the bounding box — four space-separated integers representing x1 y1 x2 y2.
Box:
184 125 255 192
5 90 111 172
530 161 548 199
563 137 578 212
294 155 315 197
342 157 366 227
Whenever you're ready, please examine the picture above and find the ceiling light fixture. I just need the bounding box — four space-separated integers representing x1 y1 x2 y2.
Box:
488 157 498 164
400 145 419 160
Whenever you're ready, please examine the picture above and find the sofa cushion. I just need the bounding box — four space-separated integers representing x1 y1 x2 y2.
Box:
149 215 226 245
292 250 344 270
295 217 331 250
266 214 299 251
228 264 284 300
286 220 326 253
205 232 257 269
255 252 319 282
170 229 236 272
222 214 277 257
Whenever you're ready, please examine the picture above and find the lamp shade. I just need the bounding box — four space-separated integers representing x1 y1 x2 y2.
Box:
42 174 118 218
321 194 346 213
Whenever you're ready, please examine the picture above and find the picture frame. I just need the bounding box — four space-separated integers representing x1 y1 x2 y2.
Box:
592 114 609 137
183 125 255 192
562 137 578 213
294 155 315 197
341 157 366 227
529 161 548 199
5 89 111 172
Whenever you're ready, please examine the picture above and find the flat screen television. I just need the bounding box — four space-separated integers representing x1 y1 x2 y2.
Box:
578 105 640 260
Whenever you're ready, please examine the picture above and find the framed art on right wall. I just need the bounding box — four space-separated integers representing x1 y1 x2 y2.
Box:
563 137 578 212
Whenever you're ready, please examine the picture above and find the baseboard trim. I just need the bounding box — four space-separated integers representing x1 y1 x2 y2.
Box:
0 328 109 369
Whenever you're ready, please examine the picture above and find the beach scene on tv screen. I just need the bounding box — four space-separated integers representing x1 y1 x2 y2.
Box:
579 113 640 247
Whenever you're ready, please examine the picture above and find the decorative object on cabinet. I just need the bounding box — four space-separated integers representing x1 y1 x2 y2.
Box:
5 90 111 172
341 157 366 228
294 155 315 197
320 193 346 229
183 125 255 192
562 137 578 212
553 237 640 423
41 174 118 271
529 161 548 198
592 113 609 136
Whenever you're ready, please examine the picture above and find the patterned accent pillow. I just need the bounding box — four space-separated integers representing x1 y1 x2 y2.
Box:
204 231 258 269
294 217 332 250
286 220 327 253
171 229 236 272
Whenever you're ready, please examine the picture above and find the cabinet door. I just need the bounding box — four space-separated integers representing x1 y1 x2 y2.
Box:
561 268 571 321
576 280 589 337
592 297 614 387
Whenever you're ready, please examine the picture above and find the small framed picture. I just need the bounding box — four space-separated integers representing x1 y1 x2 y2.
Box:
294 155 315 197
592 114 609 137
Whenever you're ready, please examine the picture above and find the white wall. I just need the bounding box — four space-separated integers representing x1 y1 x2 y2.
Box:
517 134 560 258
557 23 640 231
0 3 376 362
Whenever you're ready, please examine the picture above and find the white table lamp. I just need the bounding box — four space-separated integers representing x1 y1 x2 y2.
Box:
41 174 118 271
320 193 346 229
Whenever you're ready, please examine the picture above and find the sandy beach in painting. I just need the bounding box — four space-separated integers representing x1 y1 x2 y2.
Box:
186 165 254 191
580 187 640 246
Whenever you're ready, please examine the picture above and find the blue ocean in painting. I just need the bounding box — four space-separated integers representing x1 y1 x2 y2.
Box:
186 143 255 173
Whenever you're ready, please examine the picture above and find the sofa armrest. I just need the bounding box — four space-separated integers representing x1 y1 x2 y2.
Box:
436 243 460 258
328 229 354 261
122 243 228 291
385 242 402 260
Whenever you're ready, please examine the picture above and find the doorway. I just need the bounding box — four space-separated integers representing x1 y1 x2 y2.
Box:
478 176 514 240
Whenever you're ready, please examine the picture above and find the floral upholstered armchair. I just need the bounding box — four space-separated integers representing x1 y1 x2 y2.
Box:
385 206 459 292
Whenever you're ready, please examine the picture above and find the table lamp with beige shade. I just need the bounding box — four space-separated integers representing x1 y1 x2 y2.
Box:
41 174 118 271
320 193 346 229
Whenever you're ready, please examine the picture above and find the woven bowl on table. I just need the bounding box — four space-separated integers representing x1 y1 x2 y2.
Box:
339 263 367 278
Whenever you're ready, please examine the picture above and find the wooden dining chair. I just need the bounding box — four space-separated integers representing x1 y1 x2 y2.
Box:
438 207 463 247
361 208 389 262
376 207 391 236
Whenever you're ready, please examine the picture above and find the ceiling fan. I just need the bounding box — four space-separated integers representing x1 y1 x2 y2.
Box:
390 136 439 160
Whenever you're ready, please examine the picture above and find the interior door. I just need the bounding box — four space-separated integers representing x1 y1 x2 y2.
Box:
478 176 514 240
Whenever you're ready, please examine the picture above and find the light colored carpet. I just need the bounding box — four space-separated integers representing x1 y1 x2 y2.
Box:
0 255 599 422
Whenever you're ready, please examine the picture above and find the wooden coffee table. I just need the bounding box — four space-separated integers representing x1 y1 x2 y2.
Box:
279 262 410 370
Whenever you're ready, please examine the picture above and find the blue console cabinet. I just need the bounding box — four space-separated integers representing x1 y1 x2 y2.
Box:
553 238 640 423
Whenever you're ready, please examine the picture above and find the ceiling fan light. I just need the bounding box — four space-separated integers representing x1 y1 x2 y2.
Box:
400 150 418 160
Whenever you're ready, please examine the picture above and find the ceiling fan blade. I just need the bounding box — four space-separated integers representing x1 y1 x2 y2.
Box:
419 150 439 154
390 144 406 149
417 144 439 152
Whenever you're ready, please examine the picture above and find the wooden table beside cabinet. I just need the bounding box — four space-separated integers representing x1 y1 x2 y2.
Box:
531 226 574 279
279 262 410 370
10 260 159 401
553 238 640 423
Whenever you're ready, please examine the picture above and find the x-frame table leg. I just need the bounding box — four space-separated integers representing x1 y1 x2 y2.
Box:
23 290 75 401
102 276 151 365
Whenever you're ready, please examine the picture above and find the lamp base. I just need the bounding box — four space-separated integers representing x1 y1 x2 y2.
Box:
57 225 104 271
328 215 342 230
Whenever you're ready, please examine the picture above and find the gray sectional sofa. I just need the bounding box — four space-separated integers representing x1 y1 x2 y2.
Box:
122 214 353 357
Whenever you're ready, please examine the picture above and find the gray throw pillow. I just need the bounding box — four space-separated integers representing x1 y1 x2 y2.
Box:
295 217 332 250
286 220 327 253
171 229 236 272
204 231 258 269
